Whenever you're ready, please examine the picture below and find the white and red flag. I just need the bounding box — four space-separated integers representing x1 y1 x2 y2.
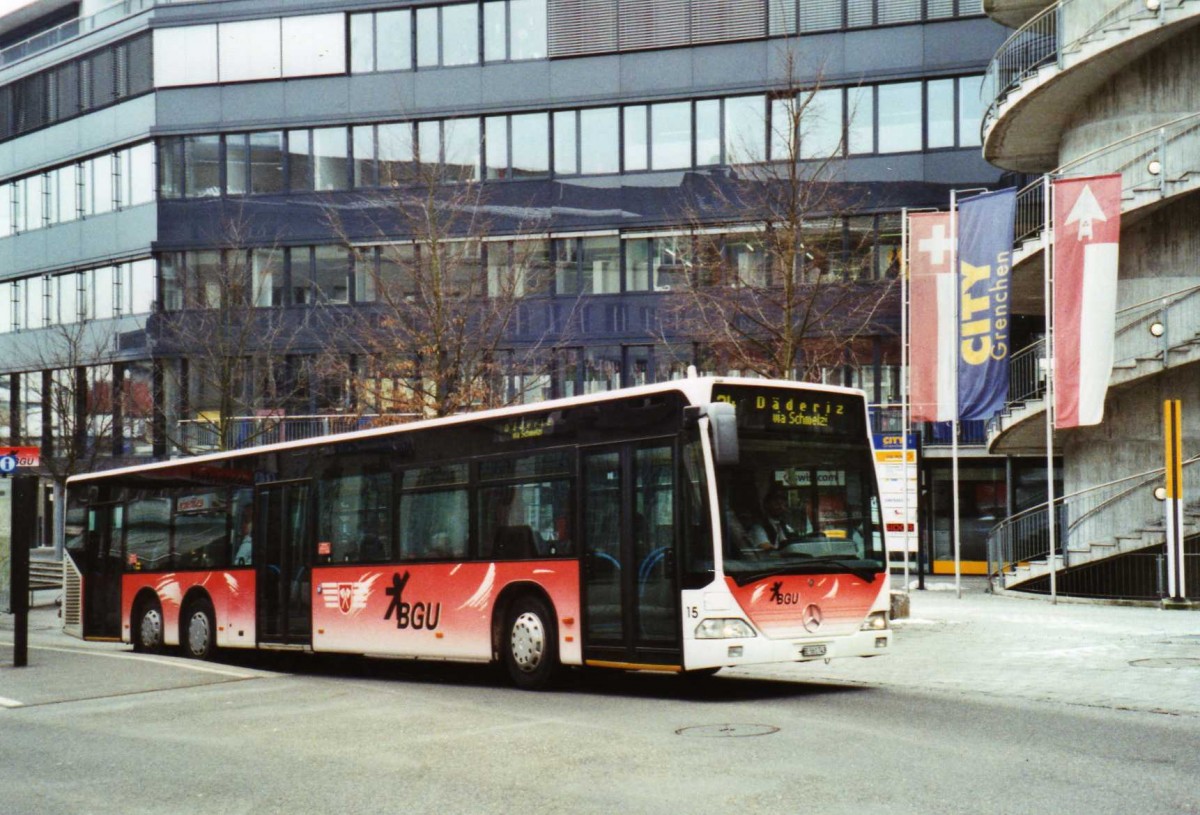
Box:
1053 174 1121 428
908 212 956 422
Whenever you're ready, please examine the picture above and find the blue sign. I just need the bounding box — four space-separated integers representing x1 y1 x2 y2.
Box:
0 455 16 474
957 188 1016 421
873 433 919 451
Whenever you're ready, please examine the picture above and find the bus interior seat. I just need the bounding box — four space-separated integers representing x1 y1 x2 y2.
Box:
359 535 386 561
494 525 536 560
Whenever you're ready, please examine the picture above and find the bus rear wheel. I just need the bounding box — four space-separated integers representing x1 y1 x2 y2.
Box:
182 598 216 660
132 598 164 654
503 595 560 690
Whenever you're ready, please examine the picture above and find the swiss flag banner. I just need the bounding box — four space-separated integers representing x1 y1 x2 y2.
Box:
908 212 956 423
1053 174 1121 428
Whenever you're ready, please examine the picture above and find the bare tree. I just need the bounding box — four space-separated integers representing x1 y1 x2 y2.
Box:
328 126 571 418
154 209 344 453
661 57 900 381
12 316 147 553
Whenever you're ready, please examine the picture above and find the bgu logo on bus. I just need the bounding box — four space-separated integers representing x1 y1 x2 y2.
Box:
383 571 442 630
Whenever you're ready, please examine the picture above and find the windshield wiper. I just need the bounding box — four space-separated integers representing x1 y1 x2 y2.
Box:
794 556 880 583
729 558 881 586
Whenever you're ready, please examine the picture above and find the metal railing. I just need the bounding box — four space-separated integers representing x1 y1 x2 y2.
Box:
1018 551 1200 600
989 282 1200 436
1007 338 1046 405
0 0 158 68
175 413 418 453
987 454 1200 588
981 2 1060 131
1112 282 1200 371
0 0 227 68
982 0 1185 137
1008 111 1200 247
869 405 988 447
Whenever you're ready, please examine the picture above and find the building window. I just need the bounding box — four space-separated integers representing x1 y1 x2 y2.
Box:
351 9 413 73
184 136 222 197
416 7 440 67
484 0 547 61
878 81 923 153
799 89 844 160
442 4 481 66
724 95 765 164
512 113 551 177
552 110 576 175
957 75 985 148
650 101 692 170
288 130 314 192
313 127 351 192
128 75 988 207
219 19 282 83
579 107 620 175
847 85 875 154
623 106 648 172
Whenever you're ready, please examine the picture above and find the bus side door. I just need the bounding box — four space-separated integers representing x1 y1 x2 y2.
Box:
580 441 681 668
256 480 312 644
82 502 124 640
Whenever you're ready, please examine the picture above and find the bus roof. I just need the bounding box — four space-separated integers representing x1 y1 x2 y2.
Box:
66 376 866 485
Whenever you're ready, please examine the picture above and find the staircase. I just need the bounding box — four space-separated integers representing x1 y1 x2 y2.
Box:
989 456 1200 592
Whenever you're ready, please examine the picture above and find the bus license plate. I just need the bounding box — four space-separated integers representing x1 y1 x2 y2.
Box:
800 644 827 658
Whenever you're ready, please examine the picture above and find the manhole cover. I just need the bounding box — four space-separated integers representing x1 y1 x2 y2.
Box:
1130 658 1200 669
676 724 779 738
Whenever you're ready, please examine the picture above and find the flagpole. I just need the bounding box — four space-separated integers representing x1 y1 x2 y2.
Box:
1044 173 1058 604
950 190 962 600
901 207 911 595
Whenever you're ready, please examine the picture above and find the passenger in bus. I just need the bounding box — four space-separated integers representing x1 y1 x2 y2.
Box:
234 510 253 566
749 485 807 551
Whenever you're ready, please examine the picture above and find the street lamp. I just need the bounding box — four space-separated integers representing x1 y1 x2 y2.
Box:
1150 322 1165 337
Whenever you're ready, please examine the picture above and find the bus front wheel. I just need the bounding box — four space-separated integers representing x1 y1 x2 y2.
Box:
182 598 216 660
503 595 560 690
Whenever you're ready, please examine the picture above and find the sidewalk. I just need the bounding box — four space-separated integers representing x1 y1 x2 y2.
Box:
737 578 1200 717
0 599 269 708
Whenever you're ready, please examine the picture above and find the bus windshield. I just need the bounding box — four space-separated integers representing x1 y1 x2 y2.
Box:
712 385 885 583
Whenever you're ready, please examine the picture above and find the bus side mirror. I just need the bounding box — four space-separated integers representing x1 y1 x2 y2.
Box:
707 403 739 466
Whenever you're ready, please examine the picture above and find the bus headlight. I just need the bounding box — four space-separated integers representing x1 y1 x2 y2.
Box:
860 611 889 631
695 618 757 639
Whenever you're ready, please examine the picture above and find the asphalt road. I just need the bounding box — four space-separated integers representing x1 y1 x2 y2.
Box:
2 645 1197 815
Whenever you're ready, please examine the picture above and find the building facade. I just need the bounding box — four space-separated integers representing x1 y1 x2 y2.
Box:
0 0 1006 556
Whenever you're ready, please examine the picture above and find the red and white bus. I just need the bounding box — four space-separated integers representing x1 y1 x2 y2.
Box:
63 376 891 688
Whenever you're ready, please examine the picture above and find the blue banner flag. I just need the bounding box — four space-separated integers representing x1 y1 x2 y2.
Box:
956 188 1016 421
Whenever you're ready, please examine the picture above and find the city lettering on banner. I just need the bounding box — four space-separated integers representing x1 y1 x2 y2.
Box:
383 571 442 631
959 253 1011 365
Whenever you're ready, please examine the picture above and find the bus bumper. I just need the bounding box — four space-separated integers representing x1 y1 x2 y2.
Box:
685 627 891 671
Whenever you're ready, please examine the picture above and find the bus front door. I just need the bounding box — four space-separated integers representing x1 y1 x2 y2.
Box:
256 481 312 645
581 443 681 669
82 503 124 640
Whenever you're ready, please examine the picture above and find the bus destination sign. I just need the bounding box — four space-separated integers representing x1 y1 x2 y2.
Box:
712 386 862 435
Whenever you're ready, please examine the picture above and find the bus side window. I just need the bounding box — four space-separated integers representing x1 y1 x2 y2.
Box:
398 465 468 561
171 490 228 569
318 471 393 563
399 488 468 560
232 487 254 566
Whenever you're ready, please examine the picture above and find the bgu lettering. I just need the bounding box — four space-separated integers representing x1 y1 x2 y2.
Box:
959 252 1011 365
383 571 442 631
